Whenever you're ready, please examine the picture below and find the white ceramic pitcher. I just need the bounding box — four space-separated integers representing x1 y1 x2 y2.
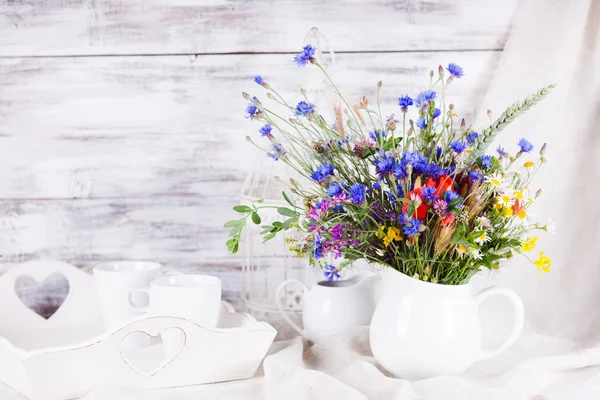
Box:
276 274 381 342
370 267 524 380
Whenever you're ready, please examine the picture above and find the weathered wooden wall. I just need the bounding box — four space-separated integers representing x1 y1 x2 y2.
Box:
0 0 519 312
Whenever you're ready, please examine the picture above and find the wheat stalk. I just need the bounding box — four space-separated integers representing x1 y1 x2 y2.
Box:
470 84 556 160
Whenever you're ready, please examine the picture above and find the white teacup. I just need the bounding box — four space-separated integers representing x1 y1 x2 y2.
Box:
93 261 162 330
133 274 222 353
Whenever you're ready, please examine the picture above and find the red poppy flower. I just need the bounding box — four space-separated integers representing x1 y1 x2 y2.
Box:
440 213 455 226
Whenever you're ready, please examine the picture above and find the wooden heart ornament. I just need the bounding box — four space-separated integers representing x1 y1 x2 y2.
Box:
120 328 186 377
14 273 70 320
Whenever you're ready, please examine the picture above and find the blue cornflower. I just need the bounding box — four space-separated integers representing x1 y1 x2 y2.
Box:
445 190 462 206
312 236 324 259
416 118 427 130
421 186 437 202
349 183 367 204
254 76 264 85
323 264 340 281
443 165 457 176
245 102 261 119
480 155 492 169
326 182 343 197
403 219 423 237
375 154 395 177
396 184 404 198
398 95 414 110
433 108 441 119
469 170 483 182
398 212 410 224
332 205 345 213
388 191 397 204
310 162 335 182
372 181 381 191
466 132 479 144
392 163 407 179
415 90 437 107
401 152 428 174
450 140 468 154
497 145 508 157
295 101 315 117
369 130 386 141
426 163 442 178
259 124 272 137
269 144 286 161
446 63 464 78
518 138 534 153
293 44 316 67
436 146 443 159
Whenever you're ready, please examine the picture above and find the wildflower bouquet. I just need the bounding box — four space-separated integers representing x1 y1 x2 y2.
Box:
226 45 554 285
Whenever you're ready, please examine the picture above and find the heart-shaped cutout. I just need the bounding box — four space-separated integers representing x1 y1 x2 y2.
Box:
14 273 70 320
120 328 186 377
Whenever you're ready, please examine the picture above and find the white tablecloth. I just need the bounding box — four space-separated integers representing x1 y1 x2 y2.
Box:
3 327 600 400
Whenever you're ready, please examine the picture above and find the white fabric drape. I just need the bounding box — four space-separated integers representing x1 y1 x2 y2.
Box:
3 0 600 398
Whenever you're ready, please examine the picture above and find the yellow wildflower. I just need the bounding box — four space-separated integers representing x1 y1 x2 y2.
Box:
534 251 551 273
517 209 527 219
387 227 402 241
503 207 514 217
377 226 402 246
522 236 537 252
524 161 535 168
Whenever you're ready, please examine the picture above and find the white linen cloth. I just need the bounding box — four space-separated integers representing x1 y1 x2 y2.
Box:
2 327 600 400
3 0 600 398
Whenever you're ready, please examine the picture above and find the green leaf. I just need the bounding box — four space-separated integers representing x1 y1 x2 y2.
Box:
273 221 283 228
224 220 241 228
229 224 243 237
262 233 276 243
277 207 298 217
383 136 402 151
360 147 377 159
226 238 239 254
233 205 252 213
251 212 261 224
281 217 295 230
467 230 485 240
282 191 295 208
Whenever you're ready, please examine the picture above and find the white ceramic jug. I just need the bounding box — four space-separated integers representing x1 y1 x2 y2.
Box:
370 267 524 380
276 274 381 342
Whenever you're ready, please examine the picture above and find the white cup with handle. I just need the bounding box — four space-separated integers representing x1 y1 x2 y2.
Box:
130 274 223 354
93 261 163 330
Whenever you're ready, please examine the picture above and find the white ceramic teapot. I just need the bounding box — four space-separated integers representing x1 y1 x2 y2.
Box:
276 274 381 342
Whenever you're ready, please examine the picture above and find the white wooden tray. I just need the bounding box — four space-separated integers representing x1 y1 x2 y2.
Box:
0 260 277 400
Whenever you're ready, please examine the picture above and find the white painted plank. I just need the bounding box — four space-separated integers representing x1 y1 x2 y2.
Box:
0 0 519 56
0 51 502 199
0 196 240 264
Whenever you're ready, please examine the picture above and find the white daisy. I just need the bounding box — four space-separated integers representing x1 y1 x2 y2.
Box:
474 232 491 244
469 248 483 260
496 192 515 207
485 173 504 189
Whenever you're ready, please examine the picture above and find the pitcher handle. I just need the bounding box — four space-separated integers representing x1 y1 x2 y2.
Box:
276 279 308 337
474 286 524 361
